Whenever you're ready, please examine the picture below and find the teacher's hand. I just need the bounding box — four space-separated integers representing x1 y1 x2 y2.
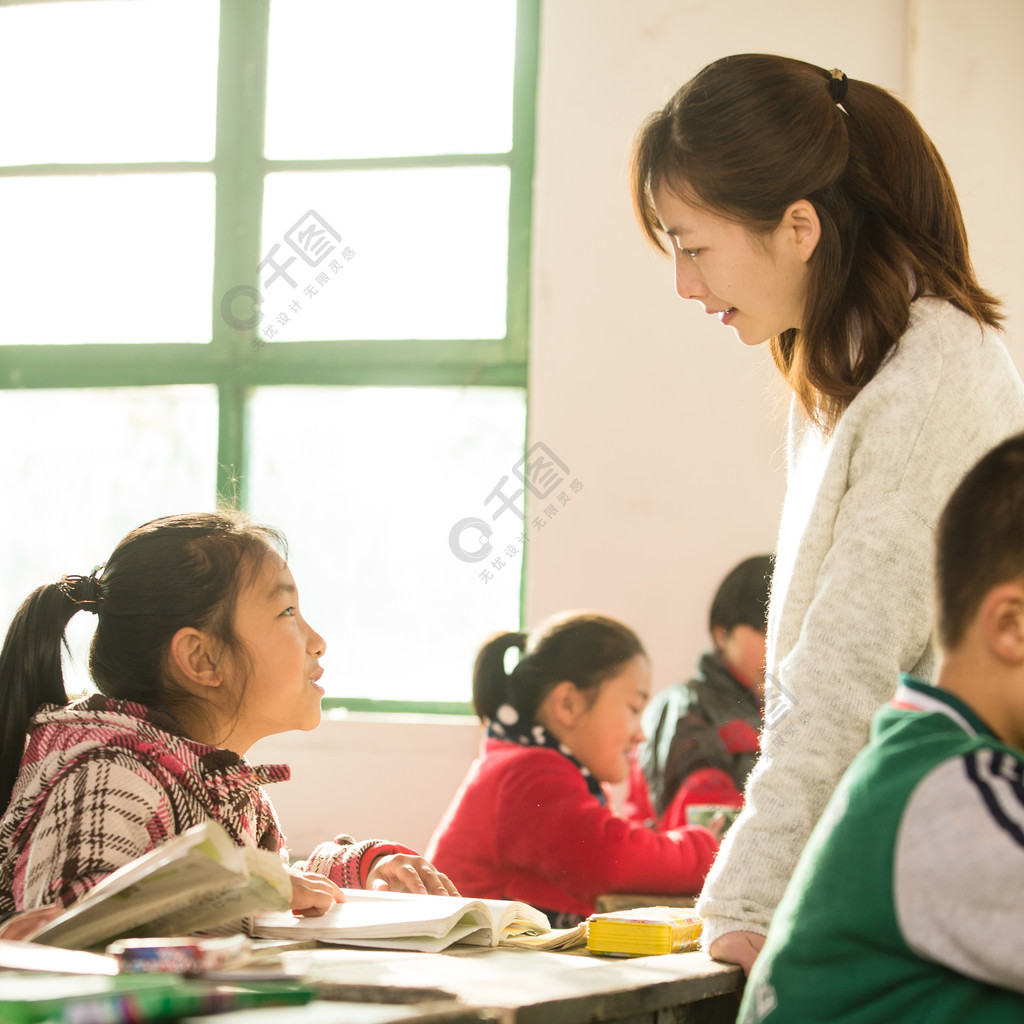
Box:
708 930 765 975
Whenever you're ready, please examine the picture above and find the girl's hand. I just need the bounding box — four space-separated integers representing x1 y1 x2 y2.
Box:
708 930 766 974
0 906 60 941
289 869 345 917
366 854 460 896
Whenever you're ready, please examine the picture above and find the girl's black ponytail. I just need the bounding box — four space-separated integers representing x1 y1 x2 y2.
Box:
472 613 646 727
472 632 525 722
0 583 80 814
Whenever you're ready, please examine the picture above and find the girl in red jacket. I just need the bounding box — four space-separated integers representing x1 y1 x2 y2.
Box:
426 612 720 925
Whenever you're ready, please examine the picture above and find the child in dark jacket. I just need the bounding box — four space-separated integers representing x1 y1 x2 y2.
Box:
634 555 772 830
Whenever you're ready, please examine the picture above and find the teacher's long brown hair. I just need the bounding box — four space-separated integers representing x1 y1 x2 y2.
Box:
631 53 1002 433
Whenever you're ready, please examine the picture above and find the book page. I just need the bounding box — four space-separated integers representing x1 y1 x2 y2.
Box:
500 923 588 951
321 921 490 953
331 889 551 940
253 896 486 941
31 822 290 950
252 889 553 951
473 897 551 939
140 869 290 937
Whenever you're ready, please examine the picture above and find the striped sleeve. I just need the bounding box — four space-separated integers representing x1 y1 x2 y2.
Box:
894 749 1024 993
298 837 419 889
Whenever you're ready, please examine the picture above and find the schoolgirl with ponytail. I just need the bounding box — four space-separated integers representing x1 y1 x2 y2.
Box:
0 511 456 933
427 612 720 926
631 54 1024 971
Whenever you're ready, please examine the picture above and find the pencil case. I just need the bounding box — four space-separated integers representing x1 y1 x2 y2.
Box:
586 906 702 956
106 934 251 974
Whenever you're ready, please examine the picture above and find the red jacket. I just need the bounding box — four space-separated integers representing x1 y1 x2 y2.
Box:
426 738 719 918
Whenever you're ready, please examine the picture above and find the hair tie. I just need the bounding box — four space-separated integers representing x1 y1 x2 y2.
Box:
829 68 849 103
56 566 105 612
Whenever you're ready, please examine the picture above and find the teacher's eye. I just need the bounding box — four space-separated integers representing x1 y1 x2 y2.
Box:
281 606 297 617
679 247 702 260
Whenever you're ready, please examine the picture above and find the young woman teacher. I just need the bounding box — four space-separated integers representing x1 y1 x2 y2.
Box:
630 53 1024 972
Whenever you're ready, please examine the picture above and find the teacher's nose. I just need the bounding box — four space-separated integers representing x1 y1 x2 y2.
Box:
673 253 705 301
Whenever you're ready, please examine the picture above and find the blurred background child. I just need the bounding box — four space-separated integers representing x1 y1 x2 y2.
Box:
632 555 772 830
426 612 720 927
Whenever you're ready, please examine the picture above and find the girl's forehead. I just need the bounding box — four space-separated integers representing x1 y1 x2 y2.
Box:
603 654 652 697
240 552 292 596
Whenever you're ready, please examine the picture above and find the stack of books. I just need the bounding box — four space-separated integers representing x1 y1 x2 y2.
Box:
586 906 702 957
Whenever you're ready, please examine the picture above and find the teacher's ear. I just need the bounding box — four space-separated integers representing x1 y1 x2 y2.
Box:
780 199 821 262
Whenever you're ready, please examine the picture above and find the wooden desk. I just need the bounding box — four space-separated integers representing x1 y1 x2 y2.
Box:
186 944 743 1024
181 1000 480 1024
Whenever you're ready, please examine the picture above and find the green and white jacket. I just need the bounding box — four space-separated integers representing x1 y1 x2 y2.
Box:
741 675 1024 1024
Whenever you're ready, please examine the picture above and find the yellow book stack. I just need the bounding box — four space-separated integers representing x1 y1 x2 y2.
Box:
586 906 702 957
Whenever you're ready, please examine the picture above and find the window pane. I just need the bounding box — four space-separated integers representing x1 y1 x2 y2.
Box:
247 386 525 703
257 168 508 341
0 386 219 694
0 0 219 166
0 174 215 344
266 0 516 159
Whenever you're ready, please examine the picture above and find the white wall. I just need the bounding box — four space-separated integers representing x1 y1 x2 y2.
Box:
251 713 482 859
256 0 1024 859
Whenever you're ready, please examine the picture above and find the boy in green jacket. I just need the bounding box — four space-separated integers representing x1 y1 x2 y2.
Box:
740 431 1024 1023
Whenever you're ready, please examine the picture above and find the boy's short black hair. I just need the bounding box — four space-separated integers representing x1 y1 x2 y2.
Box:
709 554 774 636
936 432 1024 650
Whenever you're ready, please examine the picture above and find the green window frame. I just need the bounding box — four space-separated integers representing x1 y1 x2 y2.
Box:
0 0 540 716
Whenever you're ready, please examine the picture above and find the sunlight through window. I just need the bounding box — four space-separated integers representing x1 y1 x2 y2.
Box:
266 0 516 159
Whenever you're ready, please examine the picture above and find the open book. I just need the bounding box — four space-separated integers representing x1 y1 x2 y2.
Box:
30 820 292 951
252 888 564 953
